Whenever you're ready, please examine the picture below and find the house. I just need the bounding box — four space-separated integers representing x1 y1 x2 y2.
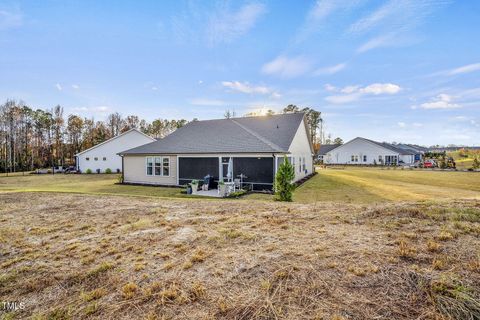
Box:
316 144 341 163
76 128 156 173
324 137 418 165
119 113 314 191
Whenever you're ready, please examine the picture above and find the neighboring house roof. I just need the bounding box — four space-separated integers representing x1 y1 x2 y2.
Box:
317 144 341 155
328 137 417 156
396 144 427 154
75 128 155 156
120 113 306 155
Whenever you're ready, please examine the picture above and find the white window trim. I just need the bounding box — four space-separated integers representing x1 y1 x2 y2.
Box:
146 156 170 177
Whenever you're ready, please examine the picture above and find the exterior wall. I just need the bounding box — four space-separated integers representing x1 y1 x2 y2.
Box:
400 154 415 164
325 138 401 165
287 119 314 181
77 130 155 173
123 155 177 185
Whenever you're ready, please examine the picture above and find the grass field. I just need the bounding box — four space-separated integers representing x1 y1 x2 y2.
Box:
1 168 479 204
1 170 480 319
1 193 479 319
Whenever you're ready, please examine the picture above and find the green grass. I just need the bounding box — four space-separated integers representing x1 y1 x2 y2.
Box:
291 168 480 204
1 168 479 204
0 174 189 199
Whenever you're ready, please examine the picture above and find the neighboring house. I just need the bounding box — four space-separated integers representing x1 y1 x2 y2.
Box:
316 144 341 163
324 137 417 165
119 113 314 191
76 128 155 173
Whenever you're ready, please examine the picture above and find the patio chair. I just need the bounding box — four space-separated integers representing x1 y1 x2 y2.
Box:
234 178 241 191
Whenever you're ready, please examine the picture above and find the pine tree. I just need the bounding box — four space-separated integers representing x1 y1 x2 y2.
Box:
274 156 295 202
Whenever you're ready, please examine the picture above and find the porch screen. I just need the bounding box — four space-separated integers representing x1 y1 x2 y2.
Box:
233 157 274 190
178 157 219 185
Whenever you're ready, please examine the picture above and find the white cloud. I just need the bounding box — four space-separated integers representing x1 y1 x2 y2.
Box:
324 84 337 92
71 84 80 89
189 98 226 106
397 122 406 128
151 86 159 91
55 83 62 91
356 34 396 53
261 55 311 78
448 63 480 75
361 83 401 95
93 106 111 113
314 62 347 75
222 81 280 98
0 9 23 30
207 3 266 45
198 80 203 85
324 83 402 104
420 94 461 109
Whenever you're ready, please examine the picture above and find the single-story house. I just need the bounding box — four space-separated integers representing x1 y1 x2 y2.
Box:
324 137 417 165
119 113 314 191
76 128 156 173
316 144 341 163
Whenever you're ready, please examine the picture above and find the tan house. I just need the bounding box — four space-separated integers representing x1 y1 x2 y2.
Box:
119 113 314 191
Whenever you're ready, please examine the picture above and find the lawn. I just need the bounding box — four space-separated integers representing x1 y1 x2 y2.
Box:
1 193 479 319
1 168 479 204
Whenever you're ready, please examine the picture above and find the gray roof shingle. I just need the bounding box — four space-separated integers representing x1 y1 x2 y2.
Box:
317 144 341 155
119 112 305 155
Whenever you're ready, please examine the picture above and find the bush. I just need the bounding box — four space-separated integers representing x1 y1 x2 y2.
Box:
473 157 480 170
274 156 295 202
105 168 112 174
85 169 92 174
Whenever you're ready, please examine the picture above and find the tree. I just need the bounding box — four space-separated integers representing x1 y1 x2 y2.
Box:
274 156 295 202
106 112 123 137
473 157 480 169
333 137 343 144
282 105 299 113
224 109 236 119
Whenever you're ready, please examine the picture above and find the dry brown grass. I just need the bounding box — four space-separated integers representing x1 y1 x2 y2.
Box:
0 193 479 319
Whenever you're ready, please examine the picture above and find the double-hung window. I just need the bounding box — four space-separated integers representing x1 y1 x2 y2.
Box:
146 156 170 176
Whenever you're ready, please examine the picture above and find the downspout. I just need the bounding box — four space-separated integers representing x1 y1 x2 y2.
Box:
121 155 124 183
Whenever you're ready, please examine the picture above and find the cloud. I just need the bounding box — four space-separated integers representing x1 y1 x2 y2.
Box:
189 98 226 106
261 55 311 78
314 62 347 75
151 86 159 91
447 63 480 75
207 3 266 45
361 83 401 95
71 106 112 115
324 84 337 92
397 122 406 128
324 83 402 104
0 9 23 30
71 84 80 89
356 34 396 53
351 0 450 53
55 83 62 91
296 0 364 42
222 81 280 98
419 94 461 109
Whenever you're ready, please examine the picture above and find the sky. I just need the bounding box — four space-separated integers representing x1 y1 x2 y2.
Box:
0 0 479 146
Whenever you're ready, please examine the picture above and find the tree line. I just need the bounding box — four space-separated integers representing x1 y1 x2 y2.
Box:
0 99 188 172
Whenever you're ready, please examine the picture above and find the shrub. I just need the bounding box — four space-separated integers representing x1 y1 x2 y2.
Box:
472 157 480 169
85 169 92 174
274 156 295 202
105 168 112 174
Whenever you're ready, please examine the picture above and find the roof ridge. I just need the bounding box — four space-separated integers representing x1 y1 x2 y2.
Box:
230 118 284 152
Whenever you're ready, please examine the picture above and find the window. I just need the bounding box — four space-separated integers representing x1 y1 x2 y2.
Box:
302 157 306 171
363 155 367 162
94 157 98 161
163 157 170 176
146 157 153 175
86 157 90 161
351 155 355 162
379 155 382 162
299 157 302 172
103 157 107 161
354 155 359 162
146 156 170 176
154 157 161 175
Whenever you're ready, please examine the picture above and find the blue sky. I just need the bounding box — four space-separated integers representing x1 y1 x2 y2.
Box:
1 0 479 146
